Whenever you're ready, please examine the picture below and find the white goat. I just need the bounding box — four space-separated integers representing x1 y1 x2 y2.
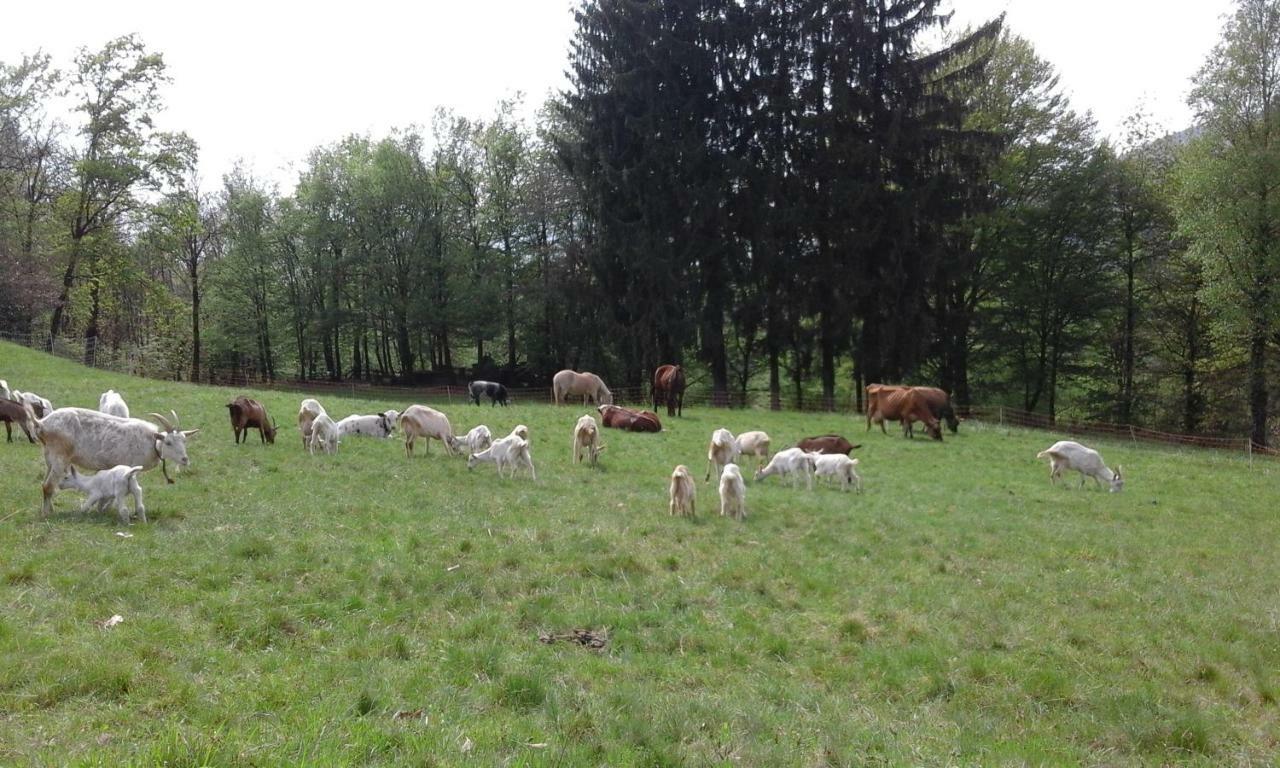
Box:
34 408 197 516
467 434 537 479
15 389 53 417
98 389 129 418
719 463 747 519
735 430 771 469
297 398 327 449
336 413 394 439
399 405 455 457
308 413 339 455
448 424 493 456
754 447 816 490
705 428 740 482
811 453 862 492
58 465 146 525
572 414 605 466
669 464 696 517
1037 440 1124 492
0 379 10 401
510 424 530 440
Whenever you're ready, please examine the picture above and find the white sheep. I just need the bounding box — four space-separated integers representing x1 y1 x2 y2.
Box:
735 430 771 470
1036 440 1123 492
719 463 746 519
448 424 493 456
705 427 740 482
58 465 146 525
467 434 537 479
308 413 339 455
669 464 696 517
811 453 862 493
754 447 816 490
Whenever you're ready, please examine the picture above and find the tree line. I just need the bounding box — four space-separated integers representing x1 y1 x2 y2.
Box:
2 0 1280 443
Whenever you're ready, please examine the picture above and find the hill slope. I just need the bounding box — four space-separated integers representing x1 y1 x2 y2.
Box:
1 341 1277 765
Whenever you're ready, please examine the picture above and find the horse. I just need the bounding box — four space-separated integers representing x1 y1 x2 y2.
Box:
552 370 613 406
652 364 686 417
597 404 662 433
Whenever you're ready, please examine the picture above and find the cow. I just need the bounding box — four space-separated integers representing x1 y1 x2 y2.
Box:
597 404 661 433
866 384 959 435
227 396 277 444
468 380 509 407
795 435 860 455
865 385 943 440
652 364 686 417
553 370 613 406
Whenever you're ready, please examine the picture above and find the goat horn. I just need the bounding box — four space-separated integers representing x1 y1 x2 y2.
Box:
171 410 180 428
149 412 174 431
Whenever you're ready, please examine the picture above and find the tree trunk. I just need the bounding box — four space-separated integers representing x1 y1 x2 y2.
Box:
819 313 836 412
1249 318 1268 447
190 260 201 382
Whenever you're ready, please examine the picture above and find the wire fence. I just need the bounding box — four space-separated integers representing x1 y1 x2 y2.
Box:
3 330 1274 461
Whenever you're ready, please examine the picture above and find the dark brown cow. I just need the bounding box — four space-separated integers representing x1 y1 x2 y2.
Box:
910 386 960 433
597 404 662 433
865 387 942 440
0 398 35 443
652 364 686 417
795 434 861 455
227 396 278 445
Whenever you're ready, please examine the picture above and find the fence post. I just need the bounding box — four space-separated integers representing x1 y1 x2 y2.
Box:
999 406 1004 428
1248 438 1253 466
1130 425 1136 444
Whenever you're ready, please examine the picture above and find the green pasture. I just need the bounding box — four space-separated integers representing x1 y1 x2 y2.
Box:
0 341 1277 766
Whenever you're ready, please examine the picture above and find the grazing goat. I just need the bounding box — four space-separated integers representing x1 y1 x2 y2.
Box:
1037 440 1124 492
399 405 455 457
811 453 862 492
14 390 53 418
468 380 509 406
0 397 35 443
337 413 394 440
719 464 747 519
227 396 277 444
669 464 696 517
307 413 339 455
98 389 129 418
34 408 197 516
754 447 816 490
467 434 536 479
735 430 771 470
297 398 327 449
705 428 740 482
58 465 146 525
448 424 493 455
572 414 605 466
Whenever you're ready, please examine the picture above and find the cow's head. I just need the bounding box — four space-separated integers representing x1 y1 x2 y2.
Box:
150 411 199 467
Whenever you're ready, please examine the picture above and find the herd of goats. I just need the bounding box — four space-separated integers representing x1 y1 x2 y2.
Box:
0 365 1125 527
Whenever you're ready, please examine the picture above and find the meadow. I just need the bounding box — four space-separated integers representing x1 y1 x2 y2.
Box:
1 340 1278 766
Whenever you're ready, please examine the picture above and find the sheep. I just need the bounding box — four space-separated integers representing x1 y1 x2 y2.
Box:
33 408 198 516
297 398 327 449
572 414 605 466
735 430 771 469
669 464 696 517
719 463 746 519
447 424 493 455
227 396 277 444
399 405 455 457
705 428 740 482
57 465 146 525
0 397 36 442
307 413 339 455
811 453 862 492
98 389 129 418
336 413 394 440
753 447 816 490
1037 440 1124 492
13 389 53 418
467 434 537 479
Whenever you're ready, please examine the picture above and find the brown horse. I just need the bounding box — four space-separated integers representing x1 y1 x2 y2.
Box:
652 364 686 417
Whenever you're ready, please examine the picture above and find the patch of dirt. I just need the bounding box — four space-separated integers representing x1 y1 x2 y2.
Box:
538 628 608 650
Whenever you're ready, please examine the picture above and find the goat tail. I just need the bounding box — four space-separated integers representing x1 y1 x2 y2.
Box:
126 465 145 479
1036 449 1053 459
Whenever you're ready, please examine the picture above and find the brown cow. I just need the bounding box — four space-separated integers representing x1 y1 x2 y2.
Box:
866 387 942 440
0 398 36 443
597 404 662 433
866 384 958 435
795 434 861 455
227 396 278 445
652 364 686 417
865 384 907 432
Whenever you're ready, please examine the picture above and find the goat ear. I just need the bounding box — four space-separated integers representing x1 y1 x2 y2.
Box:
181 429 200 438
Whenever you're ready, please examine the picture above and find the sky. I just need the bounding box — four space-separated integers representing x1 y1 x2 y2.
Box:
0 0 1238 189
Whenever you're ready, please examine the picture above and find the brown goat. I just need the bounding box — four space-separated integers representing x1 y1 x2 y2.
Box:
0 398 36 443
227 396 277 445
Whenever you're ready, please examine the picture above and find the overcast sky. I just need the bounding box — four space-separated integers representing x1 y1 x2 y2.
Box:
0 0 1237 189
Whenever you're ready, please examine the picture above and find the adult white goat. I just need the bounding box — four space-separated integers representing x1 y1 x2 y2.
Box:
705 428 740 482
719 463 747 519
98 389 129 418
669 464 696 517
467 434 537 479
735 430 771 470
336 413 395 439
297 398 327 449
811 453 862 493
33 408 197 516
399 405 455 457
572 414 605 466
1036 440 1123 492
308 413 339 455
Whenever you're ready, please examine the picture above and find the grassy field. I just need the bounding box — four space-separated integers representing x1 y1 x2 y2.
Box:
1 341 1278 766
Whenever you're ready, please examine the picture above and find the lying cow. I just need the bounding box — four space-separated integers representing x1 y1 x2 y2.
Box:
597 404 661 433
795 434 860 455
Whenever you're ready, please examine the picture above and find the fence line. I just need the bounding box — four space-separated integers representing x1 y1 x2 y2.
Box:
2 330 1273 460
